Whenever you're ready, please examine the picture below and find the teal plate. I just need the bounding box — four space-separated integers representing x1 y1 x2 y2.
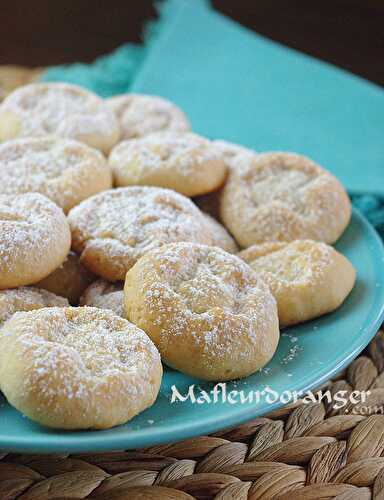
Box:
0 208 383 452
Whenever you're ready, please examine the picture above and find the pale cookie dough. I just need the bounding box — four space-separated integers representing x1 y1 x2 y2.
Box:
0 287 68 325
0 307 162 429
203 214 238 253
0 83 120 154
109 132 227 197
0 193 71 289
37 251 95 305
0 137 112 213
107 93 190 140
80 280 124 317
220 152 351 247
68 186 213 281
238 240 356 326
124 242 279 381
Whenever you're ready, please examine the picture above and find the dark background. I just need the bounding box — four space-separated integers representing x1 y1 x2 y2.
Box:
0 0 383 86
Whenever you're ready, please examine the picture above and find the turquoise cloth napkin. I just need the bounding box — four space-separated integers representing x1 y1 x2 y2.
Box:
40 0 384 237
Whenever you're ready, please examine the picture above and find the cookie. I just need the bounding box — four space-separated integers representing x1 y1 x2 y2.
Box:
238 240 356 326
0 193 71 289
213 139 255 160
68 186 213 281
0 307 162 429
202 214 238 253
37 251 95 305
124 242 279 381
220 152 351 247
194 140 256 219
0 83 120 154
80 280 124 317
107 93 190 140
0 137 112 213
109 132 227 197
0 287 68 325
0 65 42 102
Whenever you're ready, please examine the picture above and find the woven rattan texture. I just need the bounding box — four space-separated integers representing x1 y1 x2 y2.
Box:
0 328 383 499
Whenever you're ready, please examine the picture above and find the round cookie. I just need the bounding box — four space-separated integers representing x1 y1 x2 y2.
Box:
68 186 213 281
109 132 227 197
124 242 279 381
202 214 238 253
0 307 162 429
37 251 95 305
238 240 356 327
0 287 68 325
0 137 112 213
0 193 71 289
0 83 120 154
220 152 351 247
80 280 124 317
106 93 190 140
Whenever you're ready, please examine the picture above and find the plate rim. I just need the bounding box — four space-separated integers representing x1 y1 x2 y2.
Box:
0 207 383 452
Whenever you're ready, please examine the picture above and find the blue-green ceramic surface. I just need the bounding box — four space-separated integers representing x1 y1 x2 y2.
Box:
0 209 383 452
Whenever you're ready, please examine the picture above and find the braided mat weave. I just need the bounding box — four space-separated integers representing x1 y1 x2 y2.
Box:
0 328 382 500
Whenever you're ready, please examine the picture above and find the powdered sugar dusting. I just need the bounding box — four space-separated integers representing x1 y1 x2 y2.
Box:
110 132 224 176
239 240 334 291
221 152 351 246
80 280 124 317
0 192 70 287
0 307 162 427
126 242 279 379
213 140 256 161
0 83 119 151
0 137 109 210
68 186 214 279
107 93 190 139
202 214 238 253
0 286 68 324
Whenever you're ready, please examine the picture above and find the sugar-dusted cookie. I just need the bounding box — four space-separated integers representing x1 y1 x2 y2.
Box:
125 242 279 381
203 214 238 253
0 193 71 289
0 287 68 325
213 139 255 160
0 307 162 429
0 65 42 102
80 280 124 317
194 140 256 219
0 83 120 153
109 132 227 197
107 93 190 140
238 240 356 326
37 251 95 305
220 152 351 248
0 137 112 213
68 187 213 281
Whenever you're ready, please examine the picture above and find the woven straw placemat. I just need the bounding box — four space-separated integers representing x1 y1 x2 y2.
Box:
0 328 383 500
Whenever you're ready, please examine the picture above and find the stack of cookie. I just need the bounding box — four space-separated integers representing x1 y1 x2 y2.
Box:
0 82 355 430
